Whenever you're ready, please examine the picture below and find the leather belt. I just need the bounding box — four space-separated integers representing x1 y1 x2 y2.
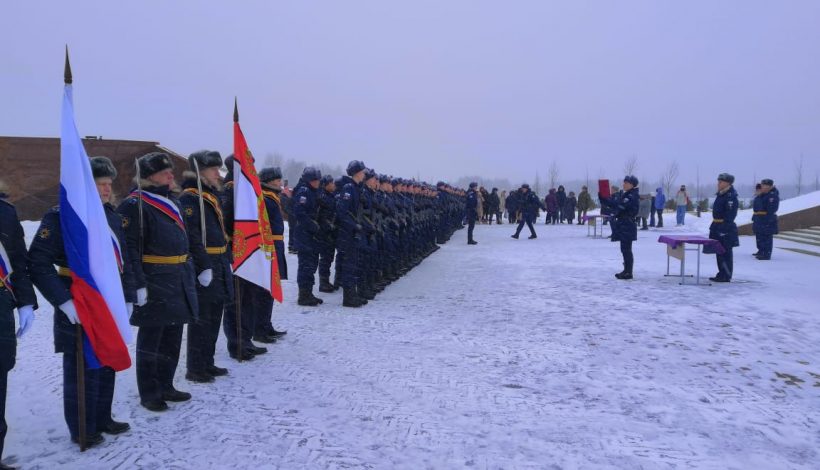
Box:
753 211 767 215
712 219 724 223
206 246 227 255
57 266 72 277
142 254 188 264
272 235 284 241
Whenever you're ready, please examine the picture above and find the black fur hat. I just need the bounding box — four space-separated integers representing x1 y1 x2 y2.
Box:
188 150 223 171
302 166 322 182
718 173 735 184
259 167 283 183
346 160 367 176
89 156 117 179
320 174 334 186
138 152 174 178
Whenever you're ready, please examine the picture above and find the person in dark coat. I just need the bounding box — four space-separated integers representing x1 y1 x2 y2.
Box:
505 190 518 224
544 188 559 224
486 188 500 224
653 187 666 228
0 182 37 465
292 167 324 306
336 160 368 307
556 185 567 223
565 191 577 224
465 182 479 245
116 152 198 412
179 151 231 383
752 179 779 260
512 184 539 239
255 167 289 341
600 176 640 279
316 175 337 293
220 156 266 361
709 173 739 282
28 157 134 446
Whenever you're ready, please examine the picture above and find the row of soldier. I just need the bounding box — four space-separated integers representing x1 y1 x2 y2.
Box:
0 152 467 463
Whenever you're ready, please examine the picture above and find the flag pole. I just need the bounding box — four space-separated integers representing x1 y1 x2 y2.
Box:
233 98 243 361
66 46 87 452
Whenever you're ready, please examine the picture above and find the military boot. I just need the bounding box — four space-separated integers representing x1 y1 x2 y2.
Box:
318 276 335 293
298 289 321 306
342 288 365 308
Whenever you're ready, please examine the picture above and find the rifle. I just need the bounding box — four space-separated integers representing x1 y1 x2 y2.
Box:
192 158 207 247
135 158 144 261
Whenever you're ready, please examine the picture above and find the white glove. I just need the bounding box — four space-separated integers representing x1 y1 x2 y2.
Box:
59 300 80 324
136 288 148 307
126 302 134 317
16 305 35 338
197 269 213 287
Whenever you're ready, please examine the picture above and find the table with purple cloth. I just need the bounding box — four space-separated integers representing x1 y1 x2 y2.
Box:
583 214 611 238
657 235 724 285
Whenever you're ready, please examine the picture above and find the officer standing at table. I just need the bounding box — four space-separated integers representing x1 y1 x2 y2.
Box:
709 173 739 283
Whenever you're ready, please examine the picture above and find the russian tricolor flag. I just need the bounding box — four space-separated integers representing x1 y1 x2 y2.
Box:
60 51 132 371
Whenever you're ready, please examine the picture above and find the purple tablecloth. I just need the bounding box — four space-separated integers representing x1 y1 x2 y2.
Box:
658 235 725 255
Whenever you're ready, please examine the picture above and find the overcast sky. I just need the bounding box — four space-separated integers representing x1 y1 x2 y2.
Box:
2 1 819 189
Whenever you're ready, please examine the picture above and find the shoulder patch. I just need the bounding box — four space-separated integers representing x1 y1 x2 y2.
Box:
299 196 307 204
38 227 51 239
185 207 194 217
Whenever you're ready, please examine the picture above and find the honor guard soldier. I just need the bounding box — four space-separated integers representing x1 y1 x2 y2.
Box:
117 152 197 411
28 157 133 447
292 167 324 306
179 151 231 383
253 167 289 343
709 173 739 282
220 156 266 361
336 161 368 307
0 181 37 468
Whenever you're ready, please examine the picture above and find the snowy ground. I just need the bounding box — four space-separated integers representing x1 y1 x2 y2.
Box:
5 214 820 469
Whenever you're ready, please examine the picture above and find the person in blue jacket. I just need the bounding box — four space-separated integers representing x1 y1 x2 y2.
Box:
709 173 739 282
601 176 640 279
292 167 323 306
28 157 134 445
0 180 37 466
653 187 666 228
465 182 479 245
336 161 368 307
511 184 539 239
752 179 779 260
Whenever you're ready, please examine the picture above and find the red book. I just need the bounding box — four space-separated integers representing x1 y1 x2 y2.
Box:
598 179 611 198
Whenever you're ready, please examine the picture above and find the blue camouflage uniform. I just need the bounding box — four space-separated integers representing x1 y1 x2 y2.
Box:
752 187 779 259
292 179 321 291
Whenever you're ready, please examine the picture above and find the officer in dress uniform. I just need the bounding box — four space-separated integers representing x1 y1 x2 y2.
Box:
709 173 739 283
465 182 478 245
600 176 640 279
292 167 324 306
336 161 368 307
252 167 289 343
117 152 197 412
28 157 133 447
220 156 267 361
752 178 779 260
0 181 37 469
316 175 338 294
179 151 231 383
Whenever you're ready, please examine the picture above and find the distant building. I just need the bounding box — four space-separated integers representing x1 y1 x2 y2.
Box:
0 136 187 220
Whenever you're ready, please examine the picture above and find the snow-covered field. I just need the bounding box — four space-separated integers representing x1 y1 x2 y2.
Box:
5 212 819 469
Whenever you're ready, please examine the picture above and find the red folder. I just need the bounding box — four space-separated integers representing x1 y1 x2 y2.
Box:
598 179 611 198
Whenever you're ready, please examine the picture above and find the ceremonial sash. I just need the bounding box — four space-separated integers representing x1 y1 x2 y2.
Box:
183 188 226 237
129 190 185 232
0 240 14 296
262 190 283 210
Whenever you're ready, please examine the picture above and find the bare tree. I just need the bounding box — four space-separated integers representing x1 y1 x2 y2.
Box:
533 171 542 195
623 154 638 176
795 154 804 196
815 171 819 192
548 161 560 189
660 160 680 197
